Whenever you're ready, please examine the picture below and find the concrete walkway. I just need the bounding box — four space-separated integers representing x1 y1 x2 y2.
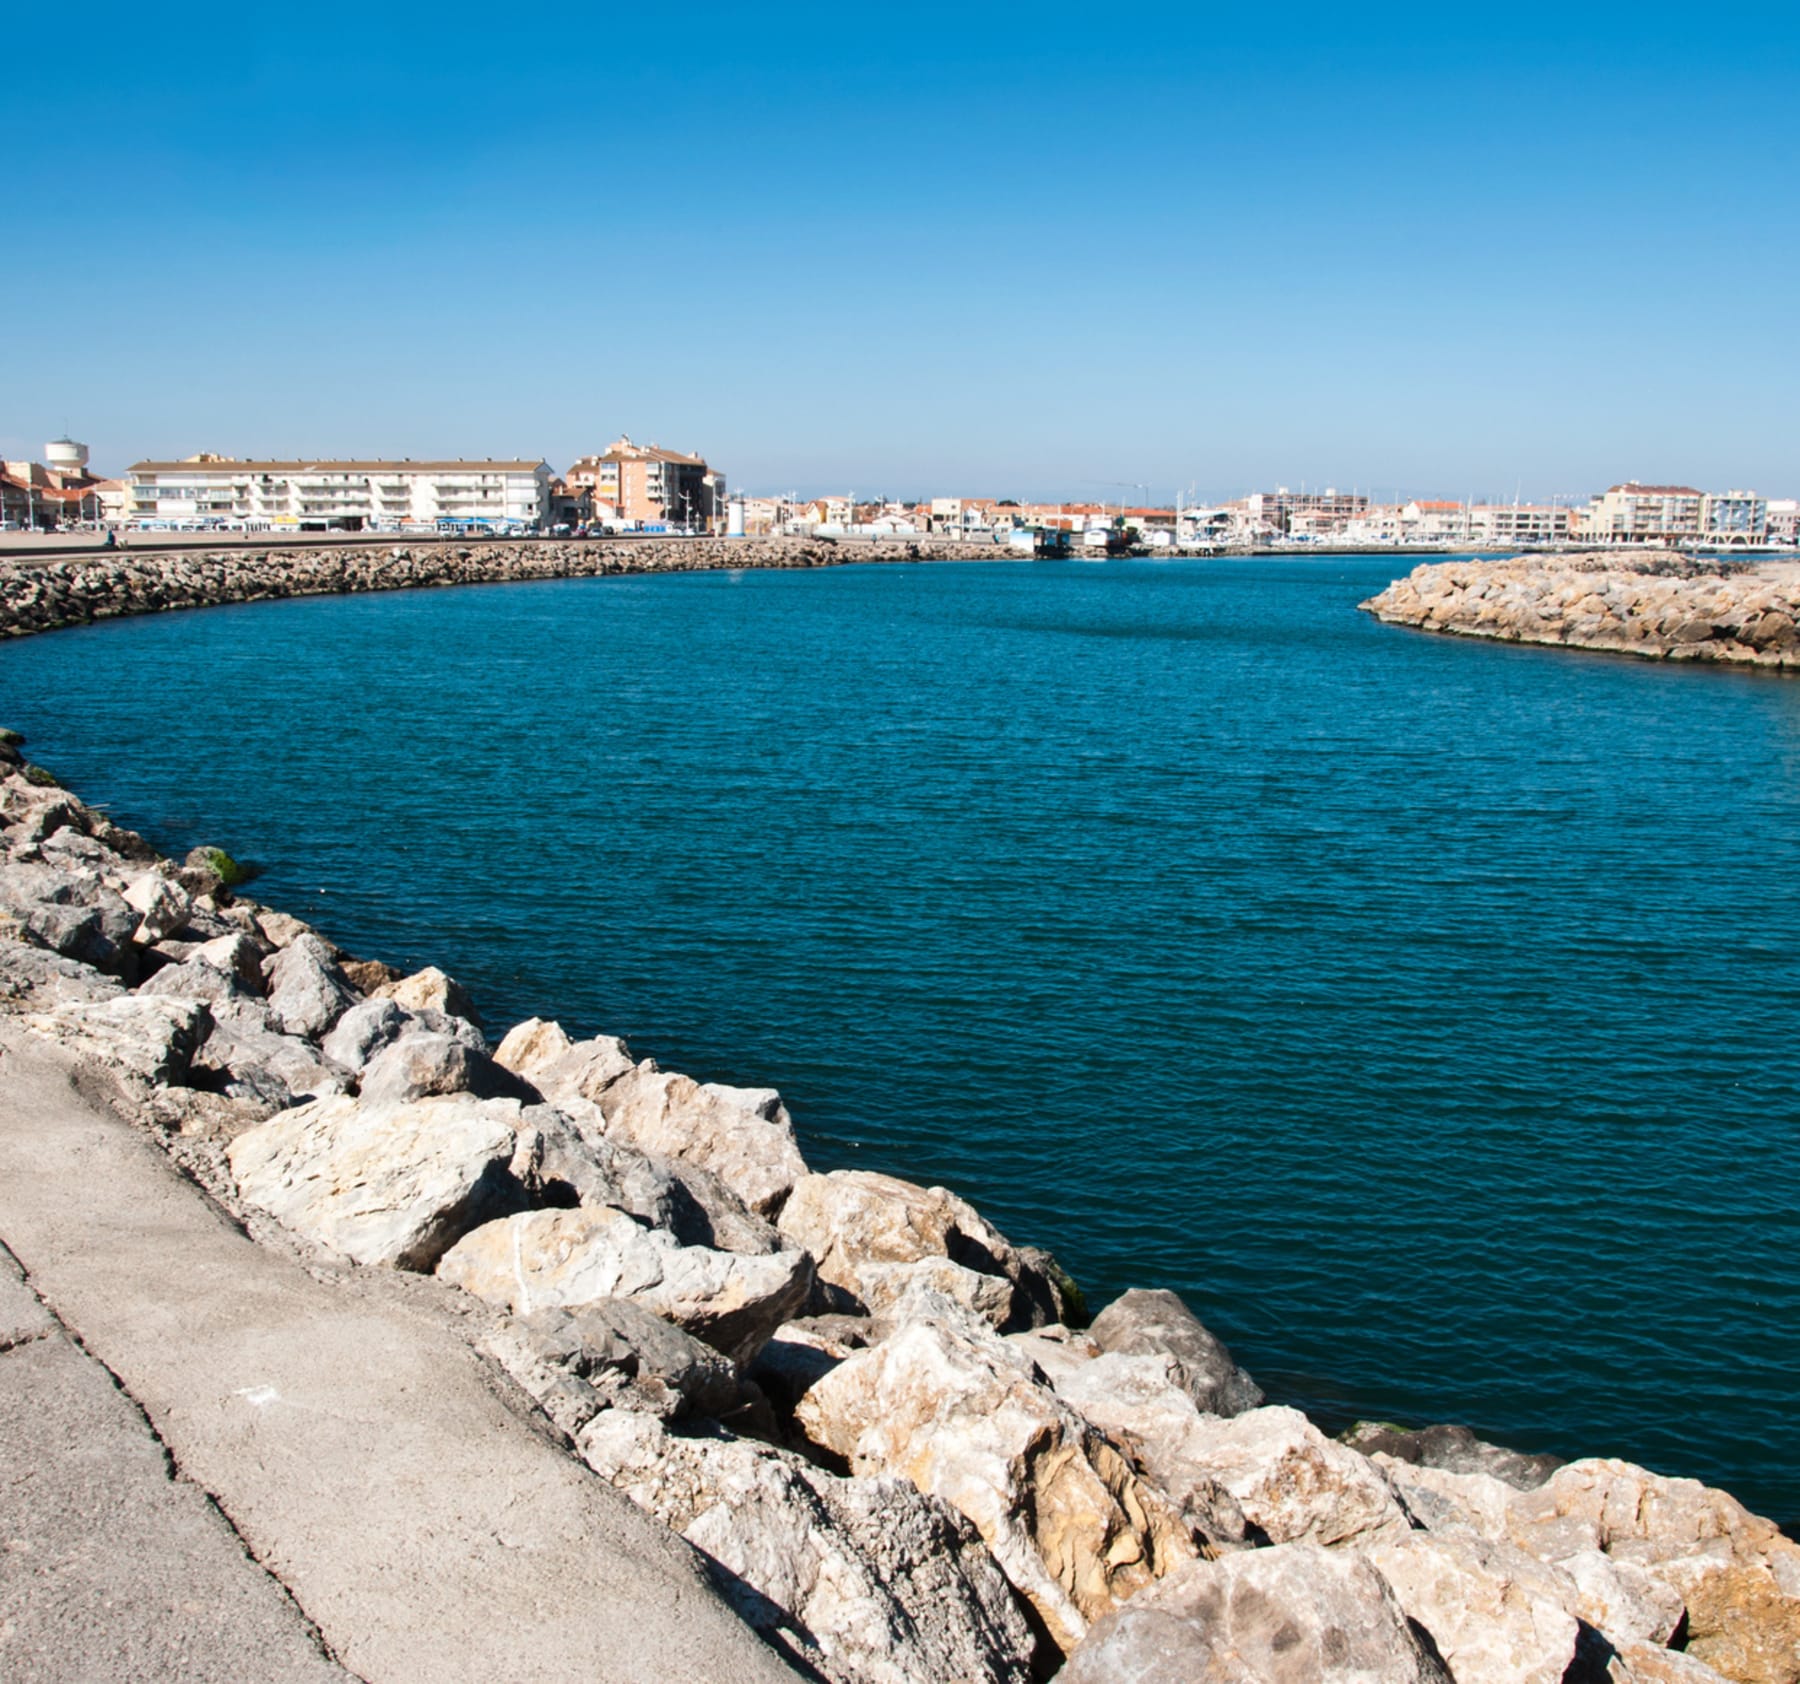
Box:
0 1030 805 1683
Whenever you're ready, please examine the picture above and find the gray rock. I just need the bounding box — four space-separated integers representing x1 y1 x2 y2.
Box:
509 1107 686 1225
192 1000 351 1108
485 1299 745 1432
1088 1286 1264 1415
138 956 255 1008
0 942 125 1010
22 995 212 1086
356 1031 538 1106
228 1093 526 1270
1062 1540 1452 1683
262 933 358 1039
1342 1420 1563 1491
319 996 409 1071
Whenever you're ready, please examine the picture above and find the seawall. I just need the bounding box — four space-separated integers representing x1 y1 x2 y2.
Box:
0 535 1004 640
1360 551 1800 668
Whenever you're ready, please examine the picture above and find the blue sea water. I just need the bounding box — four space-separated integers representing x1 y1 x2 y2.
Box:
4 556 1797 1524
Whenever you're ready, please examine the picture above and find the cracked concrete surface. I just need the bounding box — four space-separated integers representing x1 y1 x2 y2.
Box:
0 1029 805 1683
0 1245 354 1681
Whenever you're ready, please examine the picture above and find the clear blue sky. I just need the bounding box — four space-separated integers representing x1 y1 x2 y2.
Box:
5 2 1796 502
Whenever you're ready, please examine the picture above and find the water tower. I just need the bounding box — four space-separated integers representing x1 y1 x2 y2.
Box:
45 438 89 477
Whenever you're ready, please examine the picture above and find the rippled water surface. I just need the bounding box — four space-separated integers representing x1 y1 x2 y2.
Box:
6 557 1797 1522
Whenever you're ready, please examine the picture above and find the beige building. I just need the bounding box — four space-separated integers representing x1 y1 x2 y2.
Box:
1578 482 1704 543
1469 504 1573 545
565 437 725 531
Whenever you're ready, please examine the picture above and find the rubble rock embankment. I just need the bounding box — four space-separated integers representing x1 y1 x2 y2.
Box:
0 535 1002 639
4 729 1798 1684
1361 552 1800 668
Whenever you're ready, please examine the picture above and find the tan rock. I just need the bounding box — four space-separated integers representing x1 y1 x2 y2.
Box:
1364 1528 1581 1684
1157 1404 1410 1549
1061 1541 1452 1683
375 964 478 1023
1050 1352 1253 1547
493 1016 573 1080
1505 1458 1800 1684
1609 1641 1736 1683
579 1409 1040 1684
600 1062 807 1217
436 1206 812 1365
776 1168 1065 1330
793 1311 1197 1654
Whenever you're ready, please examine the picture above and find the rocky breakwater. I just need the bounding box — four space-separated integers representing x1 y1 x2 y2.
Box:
1361 551 1800 668
0 534 1003 639
3 728 1798 1684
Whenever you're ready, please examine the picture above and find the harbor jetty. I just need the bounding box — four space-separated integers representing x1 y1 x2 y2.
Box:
0 535 1002 641
3 692 1799 1671
1361 551 1800 668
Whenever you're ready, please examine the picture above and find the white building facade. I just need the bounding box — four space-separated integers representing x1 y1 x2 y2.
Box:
126 458 555 532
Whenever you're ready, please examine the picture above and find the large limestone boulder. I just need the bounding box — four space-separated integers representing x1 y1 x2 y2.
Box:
793 1309 1197 1653
1061 1540 1452 1683
22 994 210 1086
600 1063 808 1217
227 1093 523 1269
579 1409 1040 1684
1087 1286 1263 1416
776 1169 1069 1331
262 932 357 1039
1376 1454 1520 1538
1051 1351 1255 1547
493 1015 575 1080
483 1300 745 1433
1006 1324 1102 1384
1363 1527 1583 1684
436 1207 813 1366
1150 1404 1411 1549
1504 1459 1800 1684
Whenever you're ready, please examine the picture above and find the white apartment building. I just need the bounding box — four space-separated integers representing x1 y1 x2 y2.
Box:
126 456 555 532
1700 489 1768 544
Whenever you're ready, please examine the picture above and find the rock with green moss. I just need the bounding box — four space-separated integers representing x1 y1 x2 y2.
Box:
184 845 254 889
